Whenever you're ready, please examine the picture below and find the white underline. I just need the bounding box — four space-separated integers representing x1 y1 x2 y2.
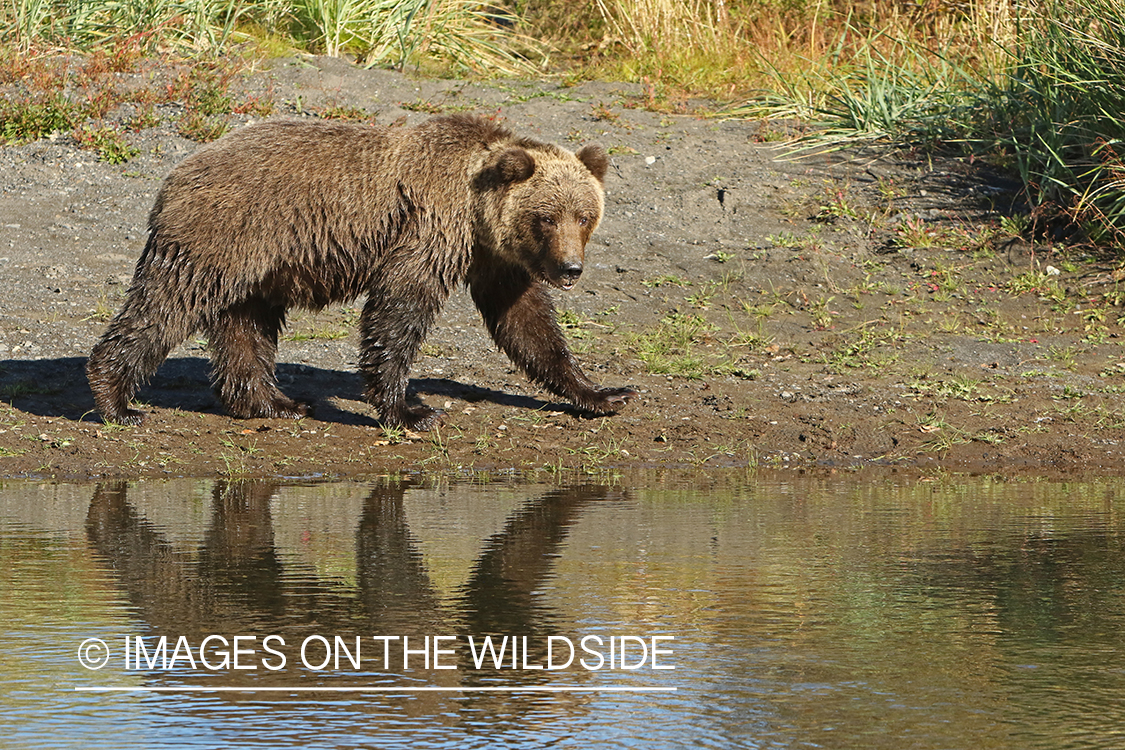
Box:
75 685 677 693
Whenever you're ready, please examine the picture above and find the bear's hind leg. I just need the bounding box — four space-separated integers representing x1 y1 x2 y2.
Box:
358 286 445 431
206 301 308 420
87 294 188 425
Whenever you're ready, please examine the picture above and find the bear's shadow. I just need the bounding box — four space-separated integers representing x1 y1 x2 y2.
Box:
0 357 558 425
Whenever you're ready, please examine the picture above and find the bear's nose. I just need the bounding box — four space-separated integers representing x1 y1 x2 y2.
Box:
559 261 583 287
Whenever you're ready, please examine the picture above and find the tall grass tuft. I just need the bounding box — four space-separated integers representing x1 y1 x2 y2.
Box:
356 0 541 75
594 0 728 54
996 0 1125 243
0 0 540 75
748 0 1125 249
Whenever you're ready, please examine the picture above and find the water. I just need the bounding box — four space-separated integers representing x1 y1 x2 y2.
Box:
2 474 1124 749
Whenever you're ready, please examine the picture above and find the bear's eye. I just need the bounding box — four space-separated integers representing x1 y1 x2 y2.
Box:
540 216 556 227
577 215 589 227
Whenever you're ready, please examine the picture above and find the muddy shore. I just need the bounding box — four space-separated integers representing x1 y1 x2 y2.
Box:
2 56 1124 480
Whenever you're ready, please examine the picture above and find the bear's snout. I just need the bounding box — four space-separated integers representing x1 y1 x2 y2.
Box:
558 261 583 289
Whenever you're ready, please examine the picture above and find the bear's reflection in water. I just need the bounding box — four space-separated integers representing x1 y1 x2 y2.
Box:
85 480 627 722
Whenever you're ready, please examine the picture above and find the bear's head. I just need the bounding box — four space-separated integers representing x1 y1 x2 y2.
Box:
474 143 608 290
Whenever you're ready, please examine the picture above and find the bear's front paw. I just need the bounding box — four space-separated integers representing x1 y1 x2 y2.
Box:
386 405 446 432
580 386 637 415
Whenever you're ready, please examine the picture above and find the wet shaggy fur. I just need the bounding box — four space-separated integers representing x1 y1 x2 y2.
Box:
86 115 636 429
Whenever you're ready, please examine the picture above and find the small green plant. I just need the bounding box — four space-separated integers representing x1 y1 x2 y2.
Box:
918 262 961 300
642 274 690 288
809 295 837 330
317 104 375 121
124 103 160 131
0 95 74 143
557 309 592 339
473 433 495 454
380 424 406 444
233 94 276 118
178 67 235 116
876 175 907 203
973 429 1006 445
766 231 806 249
1009 268 1064 301
823 325 898 373
0 381 55 398
218 437 259 476
73 124 139 164
630 311 715 378
1047 345 1079 371
284 322 349 341
686 280 719 309
893 215 940 249
1000 214 1030 237
814 181 857 223
400 98 443 113
178 111 230 142
566 436 623 473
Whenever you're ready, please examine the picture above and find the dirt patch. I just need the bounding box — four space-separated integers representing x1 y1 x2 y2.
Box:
3 56 1125 479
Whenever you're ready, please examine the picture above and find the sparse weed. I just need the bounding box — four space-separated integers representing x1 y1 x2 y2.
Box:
381 425 406 444
589 102 621 123
629 311 716 378
1009 268 1065 302
823 325 899 373
218 436 259 476
177 111 230 142
642 274 690 288
123 103 161 131
317 104 375 121
766 231 806 250
814 181 857 223
73 124 139 163
284 323 349 341
1047 345 1079 371
893 215 942 249
686 279 719 309
809 295 837 330
0 94 75 143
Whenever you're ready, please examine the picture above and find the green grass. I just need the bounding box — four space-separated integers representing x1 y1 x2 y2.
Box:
630 311 716 378
0 94 74 143
1 0 542 76
744 1 1125 252
73 124 139 163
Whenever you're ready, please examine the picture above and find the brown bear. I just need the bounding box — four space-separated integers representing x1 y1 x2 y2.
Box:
85 115 636 430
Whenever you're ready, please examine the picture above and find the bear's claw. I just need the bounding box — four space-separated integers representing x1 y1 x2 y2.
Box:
577 386 637 416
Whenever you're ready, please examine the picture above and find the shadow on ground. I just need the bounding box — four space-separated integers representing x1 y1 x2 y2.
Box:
0 358 558 426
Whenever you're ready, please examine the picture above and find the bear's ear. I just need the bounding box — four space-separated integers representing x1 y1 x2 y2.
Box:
489 148 536 186
576 145 609 183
